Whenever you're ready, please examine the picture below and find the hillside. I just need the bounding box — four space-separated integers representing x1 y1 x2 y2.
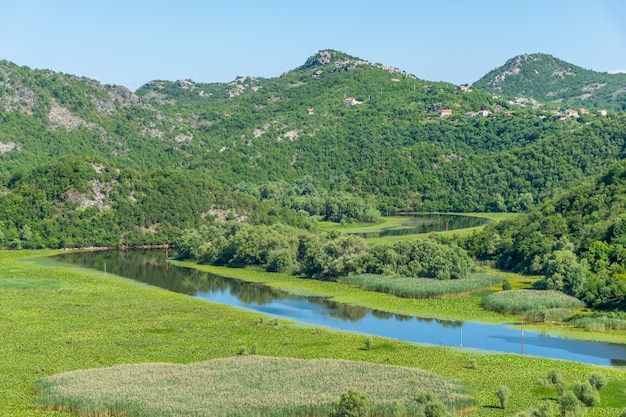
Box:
464 160 626 309
474 53 626 110
0 158 309 249
2 50 626 222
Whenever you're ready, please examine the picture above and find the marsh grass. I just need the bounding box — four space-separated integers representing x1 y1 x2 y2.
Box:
482 290 585 315
3 250 626 417
568 315 626 331
38 356 472 417
338 273 502 298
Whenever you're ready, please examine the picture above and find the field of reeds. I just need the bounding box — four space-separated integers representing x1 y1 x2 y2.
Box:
2 250 626 417
337 273 502 298
37 356 472 417
482 290 585 315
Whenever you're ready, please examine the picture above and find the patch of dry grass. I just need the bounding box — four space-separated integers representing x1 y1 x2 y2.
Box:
38 356 472 417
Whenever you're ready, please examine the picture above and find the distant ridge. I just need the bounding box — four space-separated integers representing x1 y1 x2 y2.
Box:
473 53 626 110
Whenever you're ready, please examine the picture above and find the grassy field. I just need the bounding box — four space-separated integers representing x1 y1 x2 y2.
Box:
38 356 472 416
2 250 626 417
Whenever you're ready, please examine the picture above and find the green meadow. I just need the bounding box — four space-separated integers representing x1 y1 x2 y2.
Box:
2 250 626 417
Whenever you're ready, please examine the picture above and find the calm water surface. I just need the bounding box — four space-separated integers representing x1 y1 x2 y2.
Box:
52 250 626 367
348 214 488 239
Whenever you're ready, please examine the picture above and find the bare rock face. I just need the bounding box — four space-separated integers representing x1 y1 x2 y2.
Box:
48 100 85 130
109 85 139 104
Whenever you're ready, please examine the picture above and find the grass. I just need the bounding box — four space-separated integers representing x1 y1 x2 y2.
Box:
482 290 586 315
337 273 503 298
2 250 626 417
37 356 472 417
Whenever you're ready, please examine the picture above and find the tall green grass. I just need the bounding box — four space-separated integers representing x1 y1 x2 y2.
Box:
338 273 502 298
482 290 585 315
37 356 472 417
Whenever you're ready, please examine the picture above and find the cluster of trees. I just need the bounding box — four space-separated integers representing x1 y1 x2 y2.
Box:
176 222 473 280
463 160 626 310
0 157 310 249
233 178 381 223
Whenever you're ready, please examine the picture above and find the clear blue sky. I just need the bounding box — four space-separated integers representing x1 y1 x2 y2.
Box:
2 0 625 90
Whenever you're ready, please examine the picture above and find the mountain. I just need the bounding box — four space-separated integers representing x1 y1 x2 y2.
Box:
2 49 626 225
474 53 626 110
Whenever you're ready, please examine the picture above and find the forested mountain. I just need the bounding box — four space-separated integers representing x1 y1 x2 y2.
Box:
3 50 626 248
474 53 626 110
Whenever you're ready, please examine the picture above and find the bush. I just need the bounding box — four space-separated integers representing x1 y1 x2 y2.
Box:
424 400 451 417
547 369 565 385
502 279 512 290
332 389 370 417
559 391 584 417
496 385 511 409
588 372 607 391
364 336 373 350
572 381 600 406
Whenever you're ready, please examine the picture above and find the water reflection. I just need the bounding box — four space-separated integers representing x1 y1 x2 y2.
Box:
51 250 626 367
349 214 488 239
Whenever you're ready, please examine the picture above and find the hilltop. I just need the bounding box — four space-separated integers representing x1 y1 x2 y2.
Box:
474 53 626 110
2 49 626 249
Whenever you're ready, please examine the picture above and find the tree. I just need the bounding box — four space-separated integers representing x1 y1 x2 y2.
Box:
496 385 511 409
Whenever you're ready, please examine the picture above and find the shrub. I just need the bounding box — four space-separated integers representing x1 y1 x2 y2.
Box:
572 381 600 406
364 336 373 350
559 391 584 417
332 389 370 417
424 400 450 417
547 370 565 385
496 385 511 409
502 279 512 291
621 408 626 417
588 372 607 391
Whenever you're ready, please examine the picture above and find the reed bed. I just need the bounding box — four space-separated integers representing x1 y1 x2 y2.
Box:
568 315 626 331
337 273 502 298
482 290 585 315
38 356 472 417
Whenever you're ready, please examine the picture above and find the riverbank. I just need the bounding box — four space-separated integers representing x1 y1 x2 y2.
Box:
2 250 626 416
174 261 626 345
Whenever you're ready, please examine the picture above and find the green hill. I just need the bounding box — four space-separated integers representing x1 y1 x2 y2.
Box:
3 50 626 248
474 53 626 110
465 160 626 309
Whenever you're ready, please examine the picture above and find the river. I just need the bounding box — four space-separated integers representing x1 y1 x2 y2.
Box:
51 249 626 367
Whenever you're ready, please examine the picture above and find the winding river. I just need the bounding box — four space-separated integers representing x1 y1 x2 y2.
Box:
52 249 626 367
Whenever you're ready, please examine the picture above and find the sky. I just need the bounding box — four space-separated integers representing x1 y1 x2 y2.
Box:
1 0 625 91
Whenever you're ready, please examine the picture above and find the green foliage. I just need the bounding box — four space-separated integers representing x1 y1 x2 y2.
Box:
587 371 607 391
559 391 584 417
338 273 500 299
502 279 512 291
482 290 584 315
474 53 626 110
496 385 511 409
332 389 371 417
364 336 373 350
572 380 600 407
423 400 451 417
